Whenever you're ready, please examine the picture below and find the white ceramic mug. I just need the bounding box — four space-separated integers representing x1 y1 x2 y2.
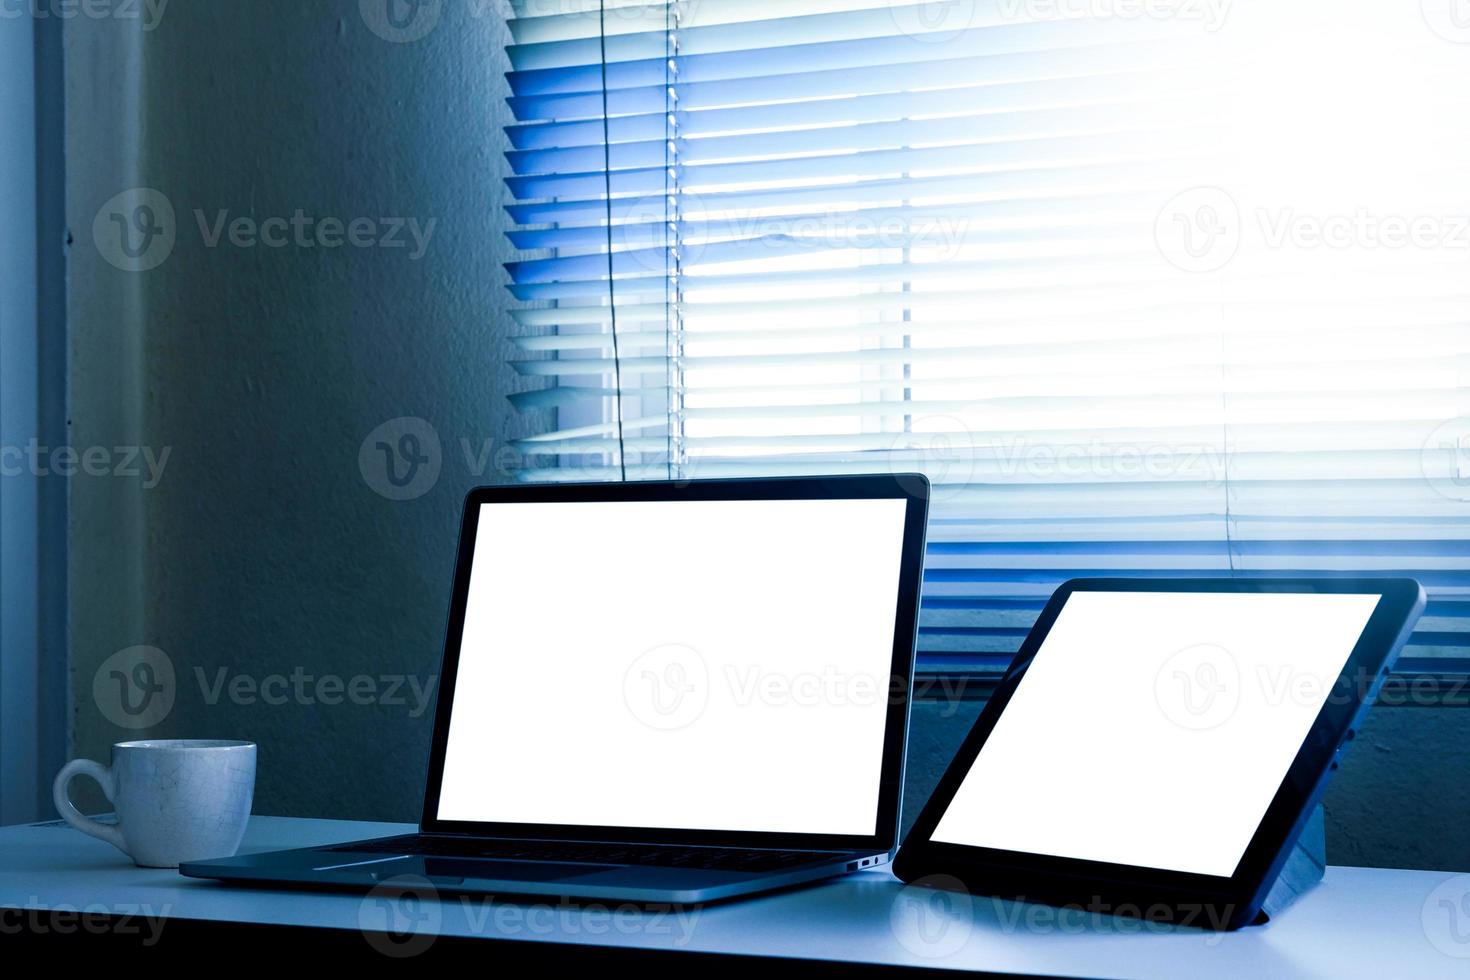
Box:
53 739 256 868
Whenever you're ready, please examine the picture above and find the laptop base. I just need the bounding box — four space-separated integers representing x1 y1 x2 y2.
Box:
182 843 887 905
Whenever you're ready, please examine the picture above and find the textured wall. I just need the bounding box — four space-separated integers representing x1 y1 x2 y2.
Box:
66 0 541 819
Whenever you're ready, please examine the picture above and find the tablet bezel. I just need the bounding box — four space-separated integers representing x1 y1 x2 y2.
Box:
893 577 1425 929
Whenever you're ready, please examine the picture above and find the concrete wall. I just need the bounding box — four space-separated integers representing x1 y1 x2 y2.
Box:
61 0 1470 872
65 0 542 818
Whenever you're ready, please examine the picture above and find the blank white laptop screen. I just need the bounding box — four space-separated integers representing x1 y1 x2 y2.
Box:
932 590 1380 877
435 497 910 835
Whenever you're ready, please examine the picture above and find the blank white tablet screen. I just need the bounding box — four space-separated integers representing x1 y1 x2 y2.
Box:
435 497 909 835
932 590 1380 877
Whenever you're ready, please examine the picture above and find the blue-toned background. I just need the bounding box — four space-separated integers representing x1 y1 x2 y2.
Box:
54 1 1470 872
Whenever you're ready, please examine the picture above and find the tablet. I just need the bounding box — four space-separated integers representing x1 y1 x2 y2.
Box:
894 578 1425 930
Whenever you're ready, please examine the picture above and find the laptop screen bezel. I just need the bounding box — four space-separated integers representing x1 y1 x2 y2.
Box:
418 474 930 852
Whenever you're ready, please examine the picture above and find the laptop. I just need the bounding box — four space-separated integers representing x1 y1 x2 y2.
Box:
182 474 930 903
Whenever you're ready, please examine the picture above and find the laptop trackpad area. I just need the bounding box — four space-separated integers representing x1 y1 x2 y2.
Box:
314 855 609 884
423 857 606 883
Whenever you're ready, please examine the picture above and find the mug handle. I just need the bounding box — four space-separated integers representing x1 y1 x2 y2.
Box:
53 759 129 856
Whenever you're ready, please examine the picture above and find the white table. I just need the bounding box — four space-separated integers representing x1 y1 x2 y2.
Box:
2 815 1467 976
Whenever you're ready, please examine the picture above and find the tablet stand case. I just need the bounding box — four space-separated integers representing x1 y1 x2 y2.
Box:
1257 805 1326 924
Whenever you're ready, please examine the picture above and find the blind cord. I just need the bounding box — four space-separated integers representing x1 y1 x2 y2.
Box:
598 0 628 481
664 0 675 480
1219 316 1235 574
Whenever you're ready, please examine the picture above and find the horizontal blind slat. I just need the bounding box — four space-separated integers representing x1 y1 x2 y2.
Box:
500 2 1470 665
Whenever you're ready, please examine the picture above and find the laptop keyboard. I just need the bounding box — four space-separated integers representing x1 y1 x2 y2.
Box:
326 835 842 873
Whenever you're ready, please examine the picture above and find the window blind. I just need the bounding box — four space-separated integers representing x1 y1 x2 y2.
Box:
500 0 1470 672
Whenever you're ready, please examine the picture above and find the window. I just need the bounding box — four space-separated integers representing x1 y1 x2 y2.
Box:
500 0 1470 674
